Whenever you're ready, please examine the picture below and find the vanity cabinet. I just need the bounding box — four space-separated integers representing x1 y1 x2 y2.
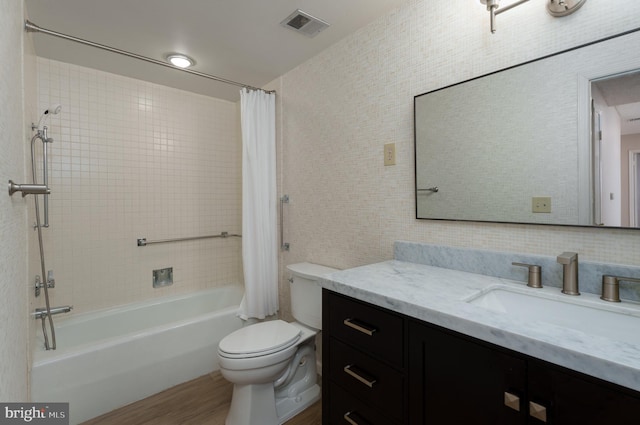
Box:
322 289 407 425
409 319 640 424
408 320 527 424
323 289 640 425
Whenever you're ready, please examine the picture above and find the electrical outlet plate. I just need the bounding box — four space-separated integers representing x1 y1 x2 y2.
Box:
532 197 551 213
384 143 396 166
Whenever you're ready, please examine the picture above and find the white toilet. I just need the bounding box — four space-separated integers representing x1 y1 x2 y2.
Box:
217 262 338 425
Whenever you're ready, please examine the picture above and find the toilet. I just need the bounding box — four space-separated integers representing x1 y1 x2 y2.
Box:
217 262 338 425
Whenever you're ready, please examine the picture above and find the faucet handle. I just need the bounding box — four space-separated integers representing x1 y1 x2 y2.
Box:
601 275 640 302
512 262 542 288
47 269 55 288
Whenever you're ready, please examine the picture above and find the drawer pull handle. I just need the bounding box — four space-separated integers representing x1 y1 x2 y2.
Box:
343 364 377 388
343 318 377 336
344 411 369 425
529 401 548 423
504 392 520 412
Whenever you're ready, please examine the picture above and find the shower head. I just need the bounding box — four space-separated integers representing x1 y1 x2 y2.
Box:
46 104 62 115
36 104 62 131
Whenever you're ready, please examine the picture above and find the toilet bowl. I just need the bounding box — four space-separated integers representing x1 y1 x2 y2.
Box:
218 262 338 425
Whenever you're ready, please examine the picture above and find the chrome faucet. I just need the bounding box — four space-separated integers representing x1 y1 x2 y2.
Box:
557 252 579 295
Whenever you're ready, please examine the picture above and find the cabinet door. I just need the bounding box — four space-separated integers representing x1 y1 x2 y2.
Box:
409 321 527 425
528 360 640 424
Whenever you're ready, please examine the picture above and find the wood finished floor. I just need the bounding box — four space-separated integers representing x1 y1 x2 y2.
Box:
80 371 321 425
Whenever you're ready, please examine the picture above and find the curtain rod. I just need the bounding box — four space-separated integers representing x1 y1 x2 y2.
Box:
25 20 275 94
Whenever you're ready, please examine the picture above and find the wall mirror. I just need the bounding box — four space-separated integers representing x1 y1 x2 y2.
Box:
415 28 640 228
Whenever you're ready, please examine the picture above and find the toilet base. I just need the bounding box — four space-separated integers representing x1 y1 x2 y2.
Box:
224 382 320 425
226 383 278 425
275 383 320 424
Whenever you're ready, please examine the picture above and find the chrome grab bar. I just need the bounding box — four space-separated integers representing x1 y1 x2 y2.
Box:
33 305 72 320
137 231 241 246
280 195 290 251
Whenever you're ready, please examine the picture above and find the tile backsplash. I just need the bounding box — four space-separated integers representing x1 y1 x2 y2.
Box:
34 58 242 314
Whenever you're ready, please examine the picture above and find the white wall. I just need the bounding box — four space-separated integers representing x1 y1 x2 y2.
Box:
0 0 30 401
271 0 640 319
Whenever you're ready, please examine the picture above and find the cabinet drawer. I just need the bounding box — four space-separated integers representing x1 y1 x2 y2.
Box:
327 292 404 367
329 383 401 425
330 339 404 422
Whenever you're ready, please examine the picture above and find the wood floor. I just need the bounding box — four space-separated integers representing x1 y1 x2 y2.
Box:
81 371 321 425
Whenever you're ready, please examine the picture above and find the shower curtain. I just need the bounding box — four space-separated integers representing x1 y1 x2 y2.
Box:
239 88 278 320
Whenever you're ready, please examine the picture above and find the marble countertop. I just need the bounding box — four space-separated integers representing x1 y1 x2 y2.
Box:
320 260 640 392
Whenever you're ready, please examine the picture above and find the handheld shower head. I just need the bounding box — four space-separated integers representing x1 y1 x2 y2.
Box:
47 104 62 115
36 104 62 131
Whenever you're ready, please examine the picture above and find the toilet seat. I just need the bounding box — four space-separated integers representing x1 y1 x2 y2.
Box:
219 320 301 359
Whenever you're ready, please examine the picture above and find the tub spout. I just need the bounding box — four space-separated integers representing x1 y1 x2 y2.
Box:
33 305 73 320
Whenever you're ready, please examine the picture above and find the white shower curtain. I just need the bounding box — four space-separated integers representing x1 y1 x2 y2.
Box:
239 88 278 320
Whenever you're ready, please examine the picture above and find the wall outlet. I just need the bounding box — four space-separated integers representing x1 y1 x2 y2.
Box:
532 197 551 213
384 143 396 166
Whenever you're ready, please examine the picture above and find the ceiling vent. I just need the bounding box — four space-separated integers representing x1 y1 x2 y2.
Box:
280 9 330 38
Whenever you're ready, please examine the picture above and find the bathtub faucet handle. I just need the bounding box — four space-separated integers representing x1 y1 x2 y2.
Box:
47 269 55 288
35 272 56 297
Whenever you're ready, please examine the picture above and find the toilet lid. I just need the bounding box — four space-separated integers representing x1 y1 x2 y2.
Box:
219 320 301 357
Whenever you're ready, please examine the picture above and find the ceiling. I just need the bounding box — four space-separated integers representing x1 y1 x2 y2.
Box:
25 0 407 102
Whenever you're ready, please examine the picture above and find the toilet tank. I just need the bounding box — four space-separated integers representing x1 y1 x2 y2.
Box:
286 262 338 330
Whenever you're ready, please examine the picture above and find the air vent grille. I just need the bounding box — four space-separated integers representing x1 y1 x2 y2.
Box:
280 9 330 38
287 14 311 30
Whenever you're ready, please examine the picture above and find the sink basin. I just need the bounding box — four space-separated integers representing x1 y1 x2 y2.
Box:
466 285 640 346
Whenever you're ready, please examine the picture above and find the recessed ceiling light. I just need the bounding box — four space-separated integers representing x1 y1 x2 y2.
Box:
166 53 195 68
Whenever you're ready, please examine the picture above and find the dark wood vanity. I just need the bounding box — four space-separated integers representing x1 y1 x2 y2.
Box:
322 289 640 424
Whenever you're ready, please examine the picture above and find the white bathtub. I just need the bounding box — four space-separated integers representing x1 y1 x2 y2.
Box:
31 284 244 424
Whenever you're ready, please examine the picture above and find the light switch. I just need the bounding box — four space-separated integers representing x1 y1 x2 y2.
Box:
384 143 396 166
532 197 551 213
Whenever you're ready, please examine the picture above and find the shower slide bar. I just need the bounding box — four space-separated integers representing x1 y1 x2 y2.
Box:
25 20 274 93
137 232 241 247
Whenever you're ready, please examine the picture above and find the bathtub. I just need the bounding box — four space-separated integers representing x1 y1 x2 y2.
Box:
31 284 244 424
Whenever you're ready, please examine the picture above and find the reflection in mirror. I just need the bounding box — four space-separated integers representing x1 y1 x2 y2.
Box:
415 29 640 228
591 71 640 227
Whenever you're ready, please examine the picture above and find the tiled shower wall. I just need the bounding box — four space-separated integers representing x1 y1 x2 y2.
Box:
35 58 242 314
